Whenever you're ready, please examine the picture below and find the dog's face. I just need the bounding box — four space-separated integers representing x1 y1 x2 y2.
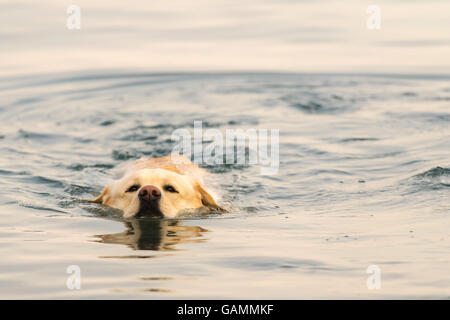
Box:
92 168 219 218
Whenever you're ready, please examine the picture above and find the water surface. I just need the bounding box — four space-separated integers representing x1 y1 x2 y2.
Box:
0 72 449 298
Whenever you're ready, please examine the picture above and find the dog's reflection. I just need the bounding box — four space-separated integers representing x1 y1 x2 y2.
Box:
96 219 209 251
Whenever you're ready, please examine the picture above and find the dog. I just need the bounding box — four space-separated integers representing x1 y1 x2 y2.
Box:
91 155 221 218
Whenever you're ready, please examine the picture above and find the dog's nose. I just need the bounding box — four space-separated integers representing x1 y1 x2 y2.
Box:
138 185 161 201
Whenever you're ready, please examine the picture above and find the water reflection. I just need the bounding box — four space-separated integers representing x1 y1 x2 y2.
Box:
96 219 209 251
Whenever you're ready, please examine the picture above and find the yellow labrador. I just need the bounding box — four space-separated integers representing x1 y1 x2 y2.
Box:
91 155 220 218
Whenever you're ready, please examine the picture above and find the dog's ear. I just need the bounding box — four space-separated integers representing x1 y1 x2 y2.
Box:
195 183 222 210
90 186 110 204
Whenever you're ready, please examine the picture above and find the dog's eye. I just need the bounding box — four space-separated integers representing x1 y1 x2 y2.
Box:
126 184 140 193
164 185 178 193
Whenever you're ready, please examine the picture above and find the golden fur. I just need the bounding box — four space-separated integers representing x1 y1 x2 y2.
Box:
91 155 220 218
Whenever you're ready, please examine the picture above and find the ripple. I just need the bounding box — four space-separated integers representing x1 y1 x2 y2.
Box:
12 97 44 106
217 256 324 271
279 91 354 114
112 150 140 161
0 169 30 176
17 129 67 142
64 184 97 196
339 137 379 143
291 101 325 113
19 202 67 213
408 166 450 190
100 120 116 126
67 163 115 172
416 167 450 178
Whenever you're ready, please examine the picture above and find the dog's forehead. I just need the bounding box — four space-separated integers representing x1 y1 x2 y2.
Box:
138 168 180 179
122 168 189 184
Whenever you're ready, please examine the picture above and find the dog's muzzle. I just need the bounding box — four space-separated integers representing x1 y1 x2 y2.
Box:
137 185 163 217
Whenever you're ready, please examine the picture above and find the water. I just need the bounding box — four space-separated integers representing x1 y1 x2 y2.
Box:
0 72 449 298
3 0 450 75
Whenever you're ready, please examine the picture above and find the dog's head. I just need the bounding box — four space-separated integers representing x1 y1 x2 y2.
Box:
91 168 220 218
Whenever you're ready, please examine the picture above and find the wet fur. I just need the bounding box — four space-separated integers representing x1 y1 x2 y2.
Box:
91 155 220 218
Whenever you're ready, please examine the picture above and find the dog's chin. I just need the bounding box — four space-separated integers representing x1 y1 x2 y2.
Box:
135 200 164 218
